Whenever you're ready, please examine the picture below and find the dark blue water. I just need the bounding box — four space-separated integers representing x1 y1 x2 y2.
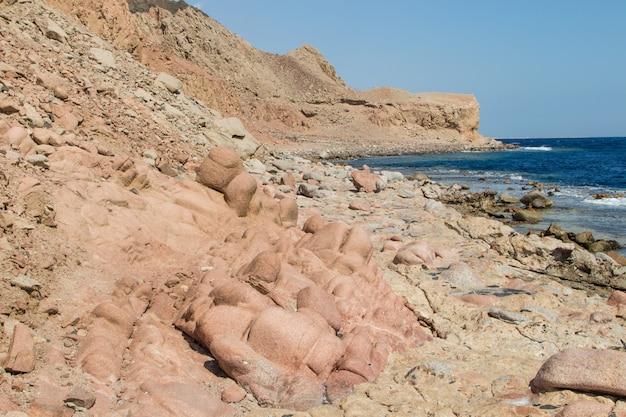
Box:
347 137 626 253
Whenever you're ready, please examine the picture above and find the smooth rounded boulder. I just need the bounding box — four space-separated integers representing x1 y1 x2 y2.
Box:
196 146 244 192
531 348 626 396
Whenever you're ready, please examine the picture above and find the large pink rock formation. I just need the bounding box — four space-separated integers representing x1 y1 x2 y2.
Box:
176 214 429 409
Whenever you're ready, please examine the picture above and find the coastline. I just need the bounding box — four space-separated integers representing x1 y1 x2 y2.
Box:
266 133 515 160
269 155 626 414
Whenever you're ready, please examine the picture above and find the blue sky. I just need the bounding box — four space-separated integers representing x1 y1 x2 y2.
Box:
195 1 626 139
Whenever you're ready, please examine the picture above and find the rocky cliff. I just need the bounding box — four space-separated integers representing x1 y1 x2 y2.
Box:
42 0 496 156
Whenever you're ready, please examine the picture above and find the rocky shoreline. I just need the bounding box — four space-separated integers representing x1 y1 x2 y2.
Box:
267 136 515 162
1 1 626 415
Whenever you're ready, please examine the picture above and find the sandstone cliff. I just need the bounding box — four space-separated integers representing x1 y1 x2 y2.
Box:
42 0 497 156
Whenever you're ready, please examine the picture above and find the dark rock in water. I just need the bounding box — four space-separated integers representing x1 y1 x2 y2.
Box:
520 190 553 208
408 171 429 182
541 223 571 242
588 240 613 253
512 208 542 223
575 231 595 246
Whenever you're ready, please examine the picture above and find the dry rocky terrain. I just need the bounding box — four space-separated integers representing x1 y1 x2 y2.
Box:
1 1 626 417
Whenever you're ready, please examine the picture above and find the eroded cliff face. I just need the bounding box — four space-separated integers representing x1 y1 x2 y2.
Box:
42 0 491 151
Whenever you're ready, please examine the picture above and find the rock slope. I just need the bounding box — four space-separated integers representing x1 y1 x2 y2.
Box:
41 0 501 156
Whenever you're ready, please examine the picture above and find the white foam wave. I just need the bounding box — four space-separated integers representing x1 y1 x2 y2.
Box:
583 197 626 207
522 146 552 151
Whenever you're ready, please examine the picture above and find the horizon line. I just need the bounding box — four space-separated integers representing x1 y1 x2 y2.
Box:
493 135 626 140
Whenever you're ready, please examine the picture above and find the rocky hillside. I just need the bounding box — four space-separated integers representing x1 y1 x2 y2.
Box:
41 0 499 156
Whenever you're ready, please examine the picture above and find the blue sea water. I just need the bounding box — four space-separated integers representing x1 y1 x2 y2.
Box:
347 137 626 254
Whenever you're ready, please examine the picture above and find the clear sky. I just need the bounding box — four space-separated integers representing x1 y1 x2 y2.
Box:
194 1 626 139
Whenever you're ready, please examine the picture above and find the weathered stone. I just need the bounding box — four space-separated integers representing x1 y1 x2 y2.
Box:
4 323 36 373
351 165 384 193
11 275 42 293
487 308 529 325
440 262 484 288
512 208 543 223
23 103 44 128
393 241 438 268
297 285 342 330
499 193 520 204
531 348 626 396
223 172 257 216
0 99 20 114
607 290 626 307
90 48 117 68
64 387 96 409
196 146 245 192
588 240 612 253
303 171 322 182
348 200 371 211
520 190 553 208
3 126 28 147
25 154 50 169
216 117 247 138
221 384 247 403
555 400 613 417
36 17 67 43
298 183 320 198
574 231 595 245
155 72 182 93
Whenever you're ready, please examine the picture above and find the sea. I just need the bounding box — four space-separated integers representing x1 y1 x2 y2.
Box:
346 137 626 256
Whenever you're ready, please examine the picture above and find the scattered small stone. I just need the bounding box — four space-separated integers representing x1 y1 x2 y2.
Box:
25 154 51 169
221 384 247 403
590 311 613 323
0 99 21 114
348 201 371 212
297 183 319 198
397 189 416 198
64 386 97 409
303 171 322 182
487 308 529 325
11 274 42 293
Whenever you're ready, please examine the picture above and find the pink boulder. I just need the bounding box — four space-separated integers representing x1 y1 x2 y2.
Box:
607 290 626 307
278 197 298 227
531 348 626 396
393 241 438 268
351 165 383 193
297 285 342 330
280 172 296 189
4 323 36 373
555 399 613 417
196 146 244 192
223 172 257 216
176 218 429 409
